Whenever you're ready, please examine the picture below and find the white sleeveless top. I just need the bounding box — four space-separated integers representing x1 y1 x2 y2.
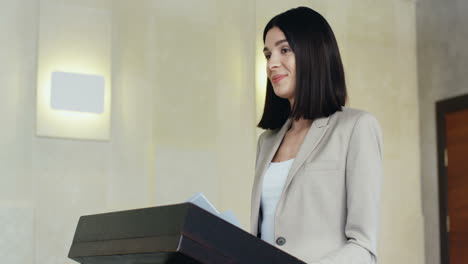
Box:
260 158 295 245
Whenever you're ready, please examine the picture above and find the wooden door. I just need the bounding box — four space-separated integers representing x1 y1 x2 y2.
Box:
445 108 468 264
437 95 468 264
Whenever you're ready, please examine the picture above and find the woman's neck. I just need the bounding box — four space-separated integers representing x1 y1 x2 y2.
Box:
290 118 313 132
288 99 313 132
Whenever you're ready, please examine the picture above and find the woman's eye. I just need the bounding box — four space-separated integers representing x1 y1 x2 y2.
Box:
264 54 271 60
281 47 291 53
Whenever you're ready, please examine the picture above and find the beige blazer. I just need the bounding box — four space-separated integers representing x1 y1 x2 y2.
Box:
251 107 383 264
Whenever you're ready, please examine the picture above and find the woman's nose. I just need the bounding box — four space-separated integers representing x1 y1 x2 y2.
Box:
267 54 280 70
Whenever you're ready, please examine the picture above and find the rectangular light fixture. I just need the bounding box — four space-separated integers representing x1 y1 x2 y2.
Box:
36 2 111 141
50 71 105 114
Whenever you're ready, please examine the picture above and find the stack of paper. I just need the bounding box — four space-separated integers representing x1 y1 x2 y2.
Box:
186 192 241 228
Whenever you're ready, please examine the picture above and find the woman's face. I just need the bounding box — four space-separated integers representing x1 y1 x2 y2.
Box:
263 27 296 103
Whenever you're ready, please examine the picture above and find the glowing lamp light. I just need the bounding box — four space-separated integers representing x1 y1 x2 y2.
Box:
36 69 111 141
36 3 111 141
50 71 105 114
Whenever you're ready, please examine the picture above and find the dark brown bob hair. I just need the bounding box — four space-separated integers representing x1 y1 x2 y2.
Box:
258 6 347 130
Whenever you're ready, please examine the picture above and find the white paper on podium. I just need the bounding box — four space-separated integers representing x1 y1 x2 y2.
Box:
186 192 241 228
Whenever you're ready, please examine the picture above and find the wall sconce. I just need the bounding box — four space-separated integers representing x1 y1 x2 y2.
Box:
50 72 105 114
36 1 111 141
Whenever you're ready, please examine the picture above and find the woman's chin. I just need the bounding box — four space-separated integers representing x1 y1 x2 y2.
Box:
273 90 294 100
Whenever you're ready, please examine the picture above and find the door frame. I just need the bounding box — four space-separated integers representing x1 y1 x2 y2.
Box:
436 94 468 264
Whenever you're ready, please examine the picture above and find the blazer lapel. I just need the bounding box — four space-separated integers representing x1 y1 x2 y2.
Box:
281 116 331 193
251 116 331 233
251 118 291 233
256 119 292 184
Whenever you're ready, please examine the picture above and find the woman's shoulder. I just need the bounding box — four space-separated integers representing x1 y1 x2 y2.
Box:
257 128 277 143
336 107 376 119
332 107 382 136
333 107 380 125
327 107 382 138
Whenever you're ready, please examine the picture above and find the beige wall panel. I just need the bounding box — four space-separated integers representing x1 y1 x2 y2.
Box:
150 0 222 211
107 0 155 211
0 0 36 204
0 0 37 262
214 0 256 227
150 0 257 228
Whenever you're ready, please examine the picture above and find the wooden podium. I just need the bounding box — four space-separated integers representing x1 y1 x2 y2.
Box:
68 203 305 264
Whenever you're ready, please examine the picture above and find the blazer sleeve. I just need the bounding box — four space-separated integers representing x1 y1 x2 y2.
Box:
312 113 383 264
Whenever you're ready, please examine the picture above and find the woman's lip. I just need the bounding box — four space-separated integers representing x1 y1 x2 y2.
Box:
272 75 287 83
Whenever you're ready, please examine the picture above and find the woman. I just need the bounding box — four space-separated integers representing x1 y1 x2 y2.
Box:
251 7 383 264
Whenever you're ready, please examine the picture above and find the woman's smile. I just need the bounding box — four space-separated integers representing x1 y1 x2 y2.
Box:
271 74 288 84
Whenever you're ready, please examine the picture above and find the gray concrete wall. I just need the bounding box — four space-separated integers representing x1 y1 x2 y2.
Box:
416 0 468 263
